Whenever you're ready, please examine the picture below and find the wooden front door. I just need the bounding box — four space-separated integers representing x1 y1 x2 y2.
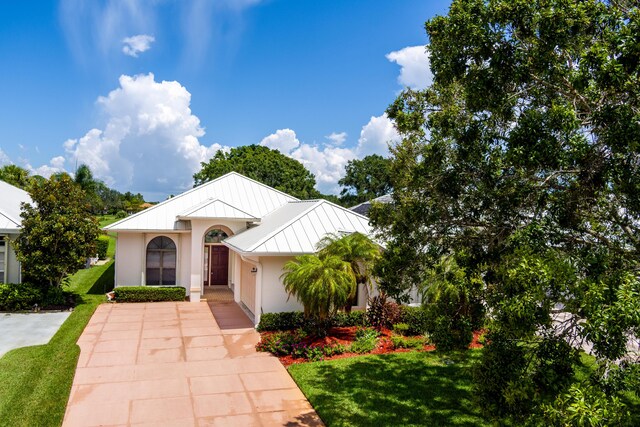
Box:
209 246 229 286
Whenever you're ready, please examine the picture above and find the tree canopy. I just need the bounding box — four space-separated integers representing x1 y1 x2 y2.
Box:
371 0 640 423
13 174 100 288
0 165 36 190
338 154 393 206
193 145 320 200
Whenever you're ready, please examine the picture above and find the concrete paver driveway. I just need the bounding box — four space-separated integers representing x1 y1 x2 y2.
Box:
63 301 323 426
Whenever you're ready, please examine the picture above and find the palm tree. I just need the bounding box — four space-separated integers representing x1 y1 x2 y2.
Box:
281 254 355 322
318 232 381 310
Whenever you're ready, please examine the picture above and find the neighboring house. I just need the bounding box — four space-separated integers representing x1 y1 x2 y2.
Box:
0 180 32 284
105 172 372 324
349 194 393 217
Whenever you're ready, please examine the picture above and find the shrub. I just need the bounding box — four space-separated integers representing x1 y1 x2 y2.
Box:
256 329 307 356
0 283 43 311
333 310 368 327
349 327 379 354
322 343 348 357
430 315 473 352
367 294 401 329
256 311 305 332
114 286 186 302
391 335 429 350
115 210 127 219
398 305 432 336
355 326 379 341
392 323 410 336
95 235 110 259
42 286 75 308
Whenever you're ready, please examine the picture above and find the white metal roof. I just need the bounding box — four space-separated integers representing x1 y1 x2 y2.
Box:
0 180 32 232
224 199 372 255
105 172 297 231
177 198 258 221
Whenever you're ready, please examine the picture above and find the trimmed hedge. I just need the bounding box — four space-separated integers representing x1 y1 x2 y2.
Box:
257 310 369 332
95 235 110 260
114 286 186 302
0 283 42 311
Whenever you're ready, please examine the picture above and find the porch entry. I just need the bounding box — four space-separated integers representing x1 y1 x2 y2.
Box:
203 228 230 287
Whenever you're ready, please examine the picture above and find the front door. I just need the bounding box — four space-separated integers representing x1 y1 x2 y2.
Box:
209 246 229 286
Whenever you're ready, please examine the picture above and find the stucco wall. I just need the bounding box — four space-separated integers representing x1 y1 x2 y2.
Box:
2 234 22 283
114 233 145 287
260 256 303 314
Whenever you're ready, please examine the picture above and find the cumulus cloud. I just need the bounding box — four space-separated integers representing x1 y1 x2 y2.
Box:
122 34 155 57
62 73 225 196
386 45 432 90
26 156 67 178
261 116 399 194
356 114 400 157
260 129 300 153
326 132 347 146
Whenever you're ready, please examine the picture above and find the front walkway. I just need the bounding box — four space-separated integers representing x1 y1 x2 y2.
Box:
63 302 323 426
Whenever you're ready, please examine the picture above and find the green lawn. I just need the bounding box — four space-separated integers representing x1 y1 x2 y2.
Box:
0 254 114 426
288 350 488 427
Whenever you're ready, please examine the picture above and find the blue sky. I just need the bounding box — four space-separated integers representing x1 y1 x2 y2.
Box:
0 0 448 200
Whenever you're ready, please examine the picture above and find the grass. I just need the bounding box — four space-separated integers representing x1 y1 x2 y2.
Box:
0 228 116 427
288 350 488 427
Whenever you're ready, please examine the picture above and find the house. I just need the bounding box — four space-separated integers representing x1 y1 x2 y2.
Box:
349 194 393 217
0 180 32 284
105 172 372 324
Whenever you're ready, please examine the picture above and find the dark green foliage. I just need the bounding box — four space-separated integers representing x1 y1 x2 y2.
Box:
95 235 110 259
194 145 320 200
339 154 393 206
257 310 369 332
13 175 100 289
398 305 431 336
255 329 307 356
256 311 306 332
0 283 42 311
114 286 186 302
41 286 75 308
366 294 401 329
115 210 127 219
333 311 368 327
371 0 640 423
430 315 473 352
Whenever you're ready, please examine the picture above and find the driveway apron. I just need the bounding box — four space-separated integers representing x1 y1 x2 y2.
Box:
63 301 323 426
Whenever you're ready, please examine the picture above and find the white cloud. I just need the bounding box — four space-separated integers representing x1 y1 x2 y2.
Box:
260 129 300 153
356 114 401 157
62 73 225 196
260 117 398 194
0 148 10 166
122 34 155 57
291 144 357 194
326 132 347 146
386 45 432 90
26 156 66 178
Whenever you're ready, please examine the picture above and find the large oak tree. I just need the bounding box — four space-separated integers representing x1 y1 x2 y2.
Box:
372 0 639 423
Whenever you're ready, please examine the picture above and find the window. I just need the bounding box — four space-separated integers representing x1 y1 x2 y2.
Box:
146 236 176 286
204 229 228 244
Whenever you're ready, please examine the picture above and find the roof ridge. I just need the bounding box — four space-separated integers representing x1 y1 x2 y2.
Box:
178 197 258 220
245 200 322 252
105 172 288 230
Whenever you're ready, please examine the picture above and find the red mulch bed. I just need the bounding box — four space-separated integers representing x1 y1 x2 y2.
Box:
264 327 485 367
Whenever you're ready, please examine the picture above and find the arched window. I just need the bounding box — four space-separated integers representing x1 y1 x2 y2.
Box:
146 236 176 286
204 229 228 244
